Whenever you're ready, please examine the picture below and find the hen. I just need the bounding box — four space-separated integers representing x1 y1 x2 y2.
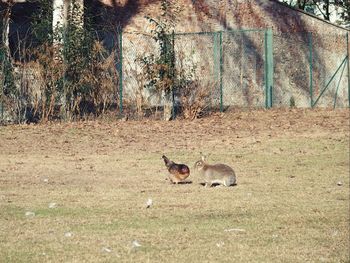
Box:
162 155 190 184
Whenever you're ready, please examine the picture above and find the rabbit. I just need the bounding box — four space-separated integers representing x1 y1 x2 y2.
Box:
194 154 236 187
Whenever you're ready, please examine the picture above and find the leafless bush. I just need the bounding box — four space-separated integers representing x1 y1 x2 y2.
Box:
4 40 119 123
29 44 65 122
179 80 216 120
75 41 118 116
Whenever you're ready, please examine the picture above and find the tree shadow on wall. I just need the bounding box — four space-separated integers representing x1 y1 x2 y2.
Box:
191 0 345 107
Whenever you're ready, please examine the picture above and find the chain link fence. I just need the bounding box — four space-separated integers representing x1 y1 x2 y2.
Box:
174 32 220 107
222 30 267 108
121 32 158 117
0 28 349 123
311 33 349 108
273 32 349 108
273 32 311 107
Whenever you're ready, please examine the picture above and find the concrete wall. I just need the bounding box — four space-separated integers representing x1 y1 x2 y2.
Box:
114 0 349 108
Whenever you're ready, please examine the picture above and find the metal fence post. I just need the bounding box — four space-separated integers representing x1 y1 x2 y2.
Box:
308 32 313 108
219 31 223 112
0 47 4 122
171 30 175 119
347 32 349 108
213 32 219 107
118 30 123 115
62 26 67 120
264 28 273 108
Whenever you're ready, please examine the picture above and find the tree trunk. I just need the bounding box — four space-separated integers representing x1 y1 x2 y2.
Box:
297 0 307 10
52 0 85 56
53 0 67 117
53 0 84 119
1 4 12 120
1 2 13 55
52 0 67 58
324 0 330 21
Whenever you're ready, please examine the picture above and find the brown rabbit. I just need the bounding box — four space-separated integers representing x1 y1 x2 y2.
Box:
194 154 236 187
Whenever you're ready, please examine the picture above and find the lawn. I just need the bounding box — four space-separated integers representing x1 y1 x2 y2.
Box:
0 108 349 262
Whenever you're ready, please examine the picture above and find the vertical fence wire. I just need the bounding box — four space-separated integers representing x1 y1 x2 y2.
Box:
218 31 223 112
213 32 219 105
118 30 123 115
173 32 219 111
171 31 175 119
347 32 350 107
121 32 158 116
308 32 313 108
273 32 311 107
265 28 273 108
222 30 266 108
0 45 4 122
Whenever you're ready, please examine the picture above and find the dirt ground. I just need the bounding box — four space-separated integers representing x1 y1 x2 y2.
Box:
0 108 349 262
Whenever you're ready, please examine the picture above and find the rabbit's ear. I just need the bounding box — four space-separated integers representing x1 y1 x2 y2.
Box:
200 152 206 161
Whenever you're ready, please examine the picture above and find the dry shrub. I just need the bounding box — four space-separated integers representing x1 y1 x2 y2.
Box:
180 80 215 120
29 44 65 122
24 41 118 121
76 41 118 116
0 43 65 123
125 56 147 119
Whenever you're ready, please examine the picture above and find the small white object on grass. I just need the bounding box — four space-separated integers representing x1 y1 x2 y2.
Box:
43 178 49 183
216 241 225 247
25 211 35 217
102 247 112 253
48 202 57 209
224 228 246 233
146 198 153 208
337 181 343 186
64 232 73 238
132 240 142 248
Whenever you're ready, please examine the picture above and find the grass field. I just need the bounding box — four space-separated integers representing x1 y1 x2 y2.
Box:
0 108 349 263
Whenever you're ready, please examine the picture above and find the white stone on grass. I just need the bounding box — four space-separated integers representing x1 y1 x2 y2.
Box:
64 232 73 237
216 241 225 247
146 198 153 208
25 211 35 217
132 240 142 248
48 202 57 209
102 247 112 253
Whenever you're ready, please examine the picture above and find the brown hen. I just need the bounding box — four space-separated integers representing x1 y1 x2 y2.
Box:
162 155 190 184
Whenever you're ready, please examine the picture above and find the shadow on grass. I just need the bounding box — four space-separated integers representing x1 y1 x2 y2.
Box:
199 182 237 187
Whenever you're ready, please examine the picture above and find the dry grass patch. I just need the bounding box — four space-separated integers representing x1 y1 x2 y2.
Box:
0 109 349 262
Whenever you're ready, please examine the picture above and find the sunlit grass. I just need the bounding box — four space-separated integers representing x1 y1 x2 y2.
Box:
0 109 348 262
